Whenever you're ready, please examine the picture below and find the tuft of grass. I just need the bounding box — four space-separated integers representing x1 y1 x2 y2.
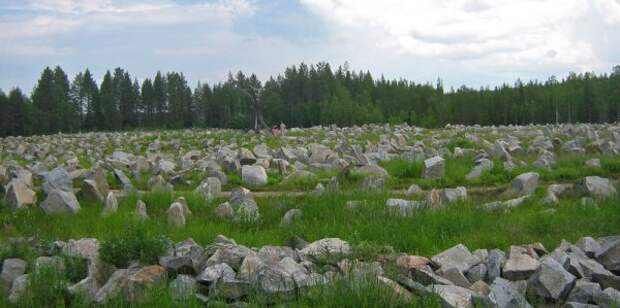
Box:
99 224 170 268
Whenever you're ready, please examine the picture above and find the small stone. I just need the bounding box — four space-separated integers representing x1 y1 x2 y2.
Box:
102 191 118 216
280 209 302 226
167 202 186 228
422 156 445 180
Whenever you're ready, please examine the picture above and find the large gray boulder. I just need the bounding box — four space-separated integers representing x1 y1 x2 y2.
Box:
578 176 617 200
527 256 576 302
241 165 268 187
422 156 445 180
40 189 81 214
501 172 539 199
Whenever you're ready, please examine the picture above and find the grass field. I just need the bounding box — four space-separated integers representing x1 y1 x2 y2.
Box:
1 189 619 306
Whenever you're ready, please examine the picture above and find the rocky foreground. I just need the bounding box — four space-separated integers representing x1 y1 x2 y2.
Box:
2 233 620 307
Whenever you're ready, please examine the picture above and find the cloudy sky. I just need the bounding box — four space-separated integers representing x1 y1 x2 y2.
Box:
1 0 620 92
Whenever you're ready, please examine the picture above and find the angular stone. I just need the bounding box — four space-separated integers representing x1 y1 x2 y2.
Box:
440 267 472 288
168 274 196 301
241 165 268 186
43 166 73 194
81 179 104 203
578 176 617 199
194 177 221 200
527 256 576 302
197 263 236 285
422 156 445 180
503 253 541 281
488 277 532 308
431 244 480 274
102 191 118 217
299 238 351 260
487 249 506 282
596 239 620 272
567 279 602 304
280 209 302 226
135 200 148 220
167 202 186 228
386 198 421 216
206 244 253 270
501 172 539 199
4 180 36 210
1 258 27 294
41 189 81 214
430 284 476 308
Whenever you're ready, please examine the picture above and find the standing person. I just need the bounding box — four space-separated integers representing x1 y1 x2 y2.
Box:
279 122 287 136
271 125 281 136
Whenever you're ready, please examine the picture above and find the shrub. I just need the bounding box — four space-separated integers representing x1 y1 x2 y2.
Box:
100 225 169 268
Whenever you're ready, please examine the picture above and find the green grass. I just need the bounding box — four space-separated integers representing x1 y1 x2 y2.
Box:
1 191 619 257
382 155 620 190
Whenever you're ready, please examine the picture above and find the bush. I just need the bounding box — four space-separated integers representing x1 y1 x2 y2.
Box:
100 225 169 268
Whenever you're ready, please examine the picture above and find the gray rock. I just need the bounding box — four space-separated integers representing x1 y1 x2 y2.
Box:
503 253 540 281
386 198 421 216
527 256 576 302
280 209 302 226
596 239 620 272
430 284 476 308
167 202 186 228
466 263 488 283
411 267 454 286
488 277 532 308
214 202 234 219
135 200 148 220
592 272 620 291
101 191 118 217
440 267 472 288
299 238 351 260
576 237 602 258
567 279 602 304
81 179 104 203
197 263 236 285
405 184 423 197
206 244 253 270
501 172 539 199
594 287 620 307
431 244 480 274
40 189 81 214
194 177 221 200
7 274 28 304
169 274 197 301
578 176 617 200
42 166 73 194
4 180 36 210
241 165 268 186
233 198 261 223
1 258 27 294
422 156 445 180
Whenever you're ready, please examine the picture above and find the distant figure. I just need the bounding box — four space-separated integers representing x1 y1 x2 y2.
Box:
271 125 281 136
279 122 287 136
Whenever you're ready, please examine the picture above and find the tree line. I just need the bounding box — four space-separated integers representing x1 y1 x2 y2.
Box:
1 63 619 137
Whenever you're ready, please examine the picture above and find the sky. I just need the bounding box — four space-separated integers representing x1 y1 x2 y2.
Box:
1 0 620 93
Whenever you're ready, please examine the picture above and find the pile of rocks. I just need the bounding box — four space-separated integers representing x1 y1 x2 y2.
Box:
2 234 620 307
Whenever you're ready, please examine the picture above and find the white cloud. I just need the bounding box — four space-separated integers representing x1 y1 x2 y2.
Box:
0 0 256 48
300 0 620 78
